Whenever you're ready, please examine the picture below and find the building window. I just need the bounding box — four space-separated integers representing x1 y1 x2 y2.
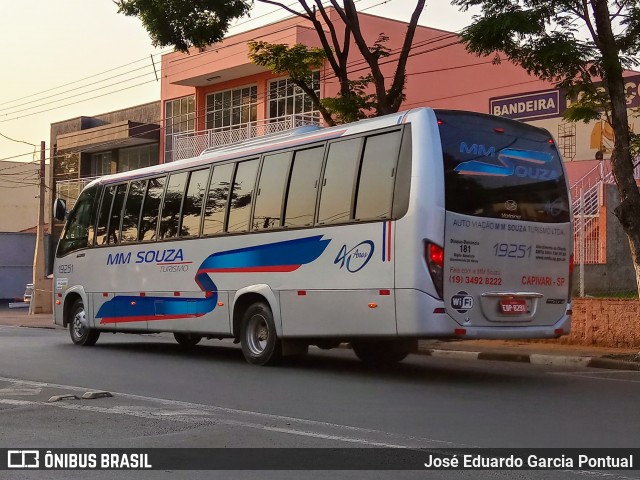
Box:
118 144 159 173
90 152 112 177
268 72 320 119
165 96 195 163
206 86 257 130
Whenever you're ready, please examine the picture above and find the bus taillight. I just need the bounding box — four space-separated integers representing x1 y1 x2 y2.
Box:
425 242 444 299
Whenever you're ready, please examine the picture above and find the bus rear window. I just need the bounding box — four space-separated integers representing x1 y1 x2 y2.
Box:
437 110 570 223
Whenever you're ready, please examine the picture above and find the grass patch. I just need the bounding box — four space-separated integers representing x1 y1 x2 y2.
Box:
583 291 639 299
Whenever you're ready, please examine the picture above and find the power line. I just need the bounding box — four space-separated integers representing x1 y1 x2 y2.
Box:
0 62 158 115
0 0 308 108
0 0 381 121
0 0 305 112
0 58 545 168
0 131 37 147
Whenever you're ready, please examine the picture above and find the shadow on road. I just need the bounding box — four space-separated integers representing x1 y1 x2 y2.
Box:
82 338 533 388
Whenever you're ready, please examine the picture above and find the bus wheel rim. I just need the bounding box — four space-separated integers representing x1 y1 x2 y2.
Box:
72 308 86 339
246 314 269 356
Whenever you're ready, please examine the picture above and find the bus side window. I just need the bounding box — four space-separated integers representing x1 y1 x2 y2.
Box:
202 163 234 236
56 185 98 257
283 146 324 228
139 176 166 242
159 172 188 240
107 184 127 244
317 138 362 225
354 131 402 221
181 168 210 237
121 180 147 243
95 186 115 245
252 151 292 231
227 159 259 233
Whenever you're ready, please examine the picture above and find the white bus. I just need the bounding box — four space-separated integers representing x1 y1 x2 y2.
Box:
53 108 573 366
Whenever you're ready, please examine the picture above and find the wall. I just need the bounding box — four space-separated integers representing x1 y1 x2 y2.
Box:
0 232 50 300
576 185 637 295
0 161 50 233
562 298 640 348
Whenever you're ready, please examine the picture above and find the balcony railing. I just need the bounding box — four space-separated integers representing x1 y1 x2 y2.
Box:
55 176 98 209
54 114 321 209
172 113 321 162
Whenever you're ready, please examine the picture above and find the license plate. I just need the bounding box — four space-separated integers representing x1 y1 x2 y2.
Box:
499 299 527 314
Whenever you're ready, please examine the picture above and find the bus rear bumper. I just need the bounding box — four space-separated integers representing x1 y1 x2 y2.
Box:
396 289 571 339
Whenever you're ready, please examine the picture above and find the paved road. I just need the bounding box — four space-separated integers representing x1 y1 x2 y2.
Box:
0 325 639 479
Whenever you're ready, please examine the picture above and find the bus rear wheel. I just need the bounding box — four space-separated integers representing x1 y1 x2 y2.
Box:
351 339 416 366
68 299 100 346
173 332 202 347
240 302 281 366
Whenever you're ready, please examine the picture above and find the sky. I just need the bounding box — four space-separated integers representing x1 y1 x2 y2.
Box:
0 0 477 167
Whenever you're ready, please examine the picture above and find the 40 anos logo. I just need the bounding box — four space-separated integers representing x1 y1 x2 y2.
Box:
334 241 374 273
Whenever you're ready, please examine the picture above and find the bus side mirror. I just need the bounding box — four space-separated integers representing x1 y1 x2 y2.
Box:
53 198 67 221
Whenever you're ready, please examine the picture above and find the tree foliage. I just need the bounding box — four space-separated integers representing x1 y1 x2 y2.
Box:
454 0 640 297
116 0 252 52
269 0 424 121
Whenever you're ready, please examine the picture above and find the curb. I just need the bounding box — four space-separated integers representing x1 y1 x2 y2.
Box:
421 348 640 371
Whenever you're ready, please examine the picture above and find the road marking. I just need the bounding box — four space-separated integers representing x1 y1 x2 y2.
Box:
0 375 470 449
550 371 640 384
1 376 637 479
0 384 42 396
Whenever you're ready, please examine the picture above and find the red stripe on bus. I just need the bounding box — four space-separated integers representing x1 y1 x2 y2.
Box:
387 222 392 262
99 313 204 324
199 265 301 274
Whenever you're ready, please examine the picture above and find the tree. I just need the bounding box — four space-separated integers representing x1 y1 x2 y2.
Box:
116 0 252 52
117 0 426 122
252 0 425 121
453 0 640 297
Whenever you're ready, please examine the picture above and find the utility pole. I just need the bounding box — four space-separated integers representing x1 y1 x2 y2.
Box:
30 141 51 314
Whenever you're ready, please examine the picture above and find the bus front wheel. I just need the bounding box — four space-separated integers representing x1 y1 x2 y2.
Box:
240 302 282 366
68 299 100 346
351 339 416 366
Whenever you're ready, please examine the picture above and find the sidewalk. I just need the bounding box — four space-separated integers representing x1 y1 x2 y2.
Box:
0 305 59 329
0 305 638 370
418 339 640 371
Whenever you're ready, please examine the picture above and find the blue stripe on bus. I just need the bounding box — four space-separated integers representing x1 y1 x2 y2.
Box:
96 235 331 324
382 222 386 262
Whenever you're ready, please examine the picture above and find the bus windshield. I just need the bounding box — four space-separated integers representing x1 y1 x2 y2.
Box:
437 110 570 223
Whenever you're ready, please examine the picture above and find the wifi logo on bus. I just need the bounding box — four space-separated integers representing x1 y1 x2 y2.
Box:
451 291 474 314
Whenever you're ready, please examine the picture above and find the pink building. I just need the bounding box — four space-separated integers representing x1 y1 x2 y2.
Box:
160 8 640 168
160 8 556 164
